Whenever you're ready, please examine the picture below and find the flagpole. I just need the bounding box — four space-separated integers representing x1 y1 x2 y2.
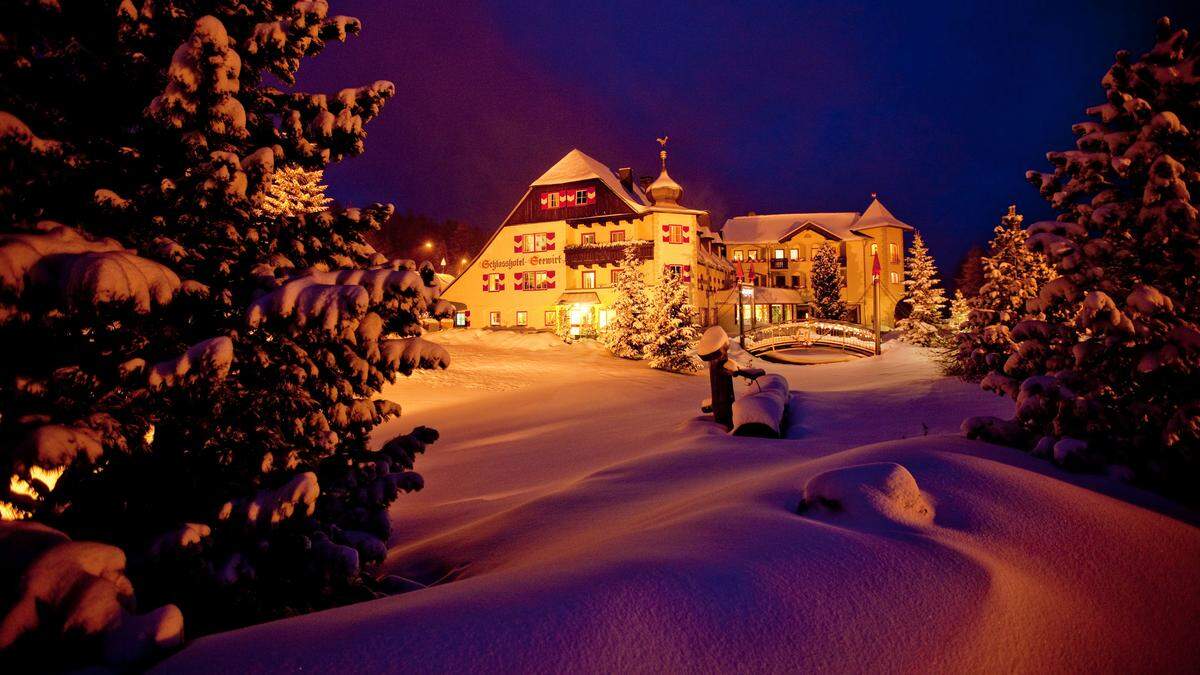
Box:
872 251 882 356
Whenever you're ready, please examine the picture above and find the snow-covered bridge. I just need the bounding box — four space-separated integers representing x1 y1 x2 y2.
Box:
742 319 878 357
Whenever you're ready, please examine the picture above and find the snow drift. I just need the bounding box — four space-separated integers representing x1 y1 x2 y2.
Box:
157 338 1200 673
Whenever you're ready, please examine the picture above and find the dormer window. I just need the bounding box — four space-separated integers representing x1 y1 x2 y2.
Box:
580 232 595 245
539 186 597 210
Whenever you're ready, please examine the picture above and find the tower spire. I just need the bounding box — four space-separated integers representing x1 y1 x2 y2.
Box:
656 135 669 171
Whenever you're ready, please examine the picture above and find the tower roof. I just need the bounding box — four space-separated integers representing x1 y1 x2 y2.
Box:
720 197 912 243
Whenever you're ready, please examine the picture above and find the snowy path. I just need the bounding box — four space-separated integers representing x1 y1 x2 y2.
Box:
158 332 1200 674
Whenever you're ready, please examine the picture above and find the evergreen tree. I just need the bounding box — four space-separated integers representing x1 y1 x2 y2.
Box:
600 241 650 359
955 206 1055 381
810 242 846 320
896 231 948 345
255 165 333 218
643 267 701 373
0 0 451 646
948 290 971 332
966 18 1199 492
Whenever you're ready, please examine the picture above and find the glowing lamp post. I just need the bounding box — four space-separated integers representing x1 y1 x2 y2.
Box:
738 282 754 348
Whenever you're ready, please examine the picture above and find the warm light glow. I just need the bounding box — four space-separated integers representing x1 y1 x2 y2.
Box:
2 465 66 520
144 424 156 445
424 241 433 250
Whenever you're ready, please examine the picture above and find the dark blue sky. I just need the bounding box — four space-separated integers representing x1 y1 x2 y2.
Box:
299 0 1196 278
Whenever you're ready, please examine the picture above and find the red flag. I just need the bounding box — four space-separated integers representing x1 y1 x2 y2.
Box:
871 252 882 283
735 259 745 281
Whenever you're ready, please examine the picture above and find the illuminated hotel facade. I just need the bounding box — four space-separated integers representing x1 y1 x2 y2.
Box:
441 148 734 334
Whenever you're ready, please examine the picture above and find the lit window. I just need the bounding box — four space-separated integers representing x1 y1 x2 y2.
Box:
454 311 468 327
789 248 799 260
732 249 744 261
521 233 552 253
889 242 899 263
890 271 900 284
747 249 758 261
774 248 785 259
582 270 596 289
485 273 503 292
580 232 595 245
575 189 589 204
547 192 560 208
489 311 501 326
667 224 685 244
611 268 623 284
528 270 551 290
516 311 527 326
870 242 879 257
610 230 625 242
544 310 556 326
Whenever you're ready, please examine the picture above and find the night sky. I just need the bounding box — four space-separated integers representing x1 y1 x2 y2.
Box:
298 0 1197 278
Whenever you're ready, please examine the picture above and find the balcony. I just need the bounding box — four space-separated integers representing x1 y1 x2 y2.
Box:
564 240 653 267
769 259 789 270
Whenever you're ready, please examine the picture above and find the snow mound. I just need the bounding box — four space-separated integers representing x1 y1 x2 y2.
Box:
731 373 789 437
423 328 568 351
800 462 933 526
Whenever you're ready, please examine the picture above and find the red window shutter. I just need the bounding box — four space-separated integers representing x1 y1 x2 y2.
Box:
539 192 549 209
514 235 524 253
682 225 691 244
683 265 692 282
662 224 670 243
545 231 555 251
546 270 555 279
514 271 524 291
482 281 489 292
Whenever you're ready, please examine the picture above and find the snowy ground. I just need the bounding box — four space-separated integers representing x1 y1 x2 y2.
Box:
158 330 1200 673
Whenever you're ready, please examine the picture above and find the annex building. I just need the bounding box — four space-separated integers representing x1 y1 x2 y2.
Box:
719 198 913 330
441 148 735 335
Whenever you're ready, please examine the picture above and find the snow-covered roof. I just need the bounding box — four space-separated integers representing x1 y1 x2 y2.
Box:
532 149 649 214
720 198 911 244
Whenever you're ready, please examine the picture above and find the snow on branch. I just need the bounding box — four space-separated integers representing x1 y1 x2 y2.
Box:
218 472 319 527
148 337 234 388
379 337 450 376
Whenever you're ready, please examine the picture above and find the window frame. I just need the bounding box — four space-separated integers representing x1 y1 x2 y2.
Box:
610 230 625 243
580 232 596 245
544 310 556 326
581 270 596 289
515 310 527 326
489 311 501 327
732 249 744 261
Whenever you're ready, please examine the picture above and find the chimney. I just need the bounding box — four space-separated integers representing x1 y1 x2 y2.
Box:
617 167 633 191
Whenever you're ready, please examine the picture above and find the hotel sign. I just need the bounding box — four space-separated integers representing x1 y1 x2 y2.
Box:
481 254 564 270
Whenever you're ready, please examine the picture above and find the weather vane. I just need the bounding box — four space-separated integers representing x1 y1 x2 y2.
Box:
656 135 669 170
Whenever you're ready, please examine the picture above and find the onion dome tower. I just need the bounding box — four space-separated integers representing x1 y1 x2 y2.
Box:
647 135 684 207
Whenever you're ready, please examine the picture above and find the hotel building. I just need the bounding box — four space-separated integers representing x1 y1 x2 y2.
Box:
718 199 913 330
441 148 735 334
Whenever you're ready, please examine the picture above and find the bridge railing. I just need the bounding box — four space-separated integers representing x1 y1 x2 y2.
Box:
743 319 877 355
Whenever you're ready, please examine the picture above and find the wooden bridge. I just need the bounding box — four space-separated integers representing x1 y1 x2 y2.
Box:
742 319 878 357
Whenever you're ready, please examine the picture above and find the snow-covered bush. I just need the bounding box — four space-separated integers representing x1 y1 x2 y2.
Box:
643 267 701 373
952 206 1055 380
810 243 846 320
0 1 449 641
896 231 948 346
600 241 651 358
980 18 1200 493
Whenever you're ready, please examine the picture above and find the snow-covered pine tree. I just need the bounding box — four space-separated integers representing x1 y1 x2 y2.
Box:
254 165 333 219
954 206 1055 381
0 1 451 645
948 290 971 332
600 241 650 359
896 231 948 345
643 267 701 373
810 242 846 320
966 18 1199 492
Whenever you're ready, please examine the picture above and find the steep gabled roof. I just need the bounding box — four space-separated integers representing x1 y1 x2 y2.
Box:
531 149 649 214
719 198 912 244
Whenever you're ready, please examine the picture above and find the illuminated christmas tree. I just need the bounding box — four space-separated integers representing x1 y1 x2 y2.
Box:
811 242 846 320
896 231 947 345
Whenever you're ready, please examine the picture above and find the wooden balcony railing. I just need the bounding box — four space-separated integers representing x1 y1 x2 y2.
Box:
563 240 653 267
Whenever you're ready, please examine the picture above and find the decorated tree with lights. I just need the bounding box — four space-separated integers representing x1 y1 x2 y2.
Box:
643 267 701 373
965 18 1199 492
948 290 971 332
255 165 333 219
954 206 1055 381
0 1 451 658
810 242 846 320
896 231 948 345
600 241 650 358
